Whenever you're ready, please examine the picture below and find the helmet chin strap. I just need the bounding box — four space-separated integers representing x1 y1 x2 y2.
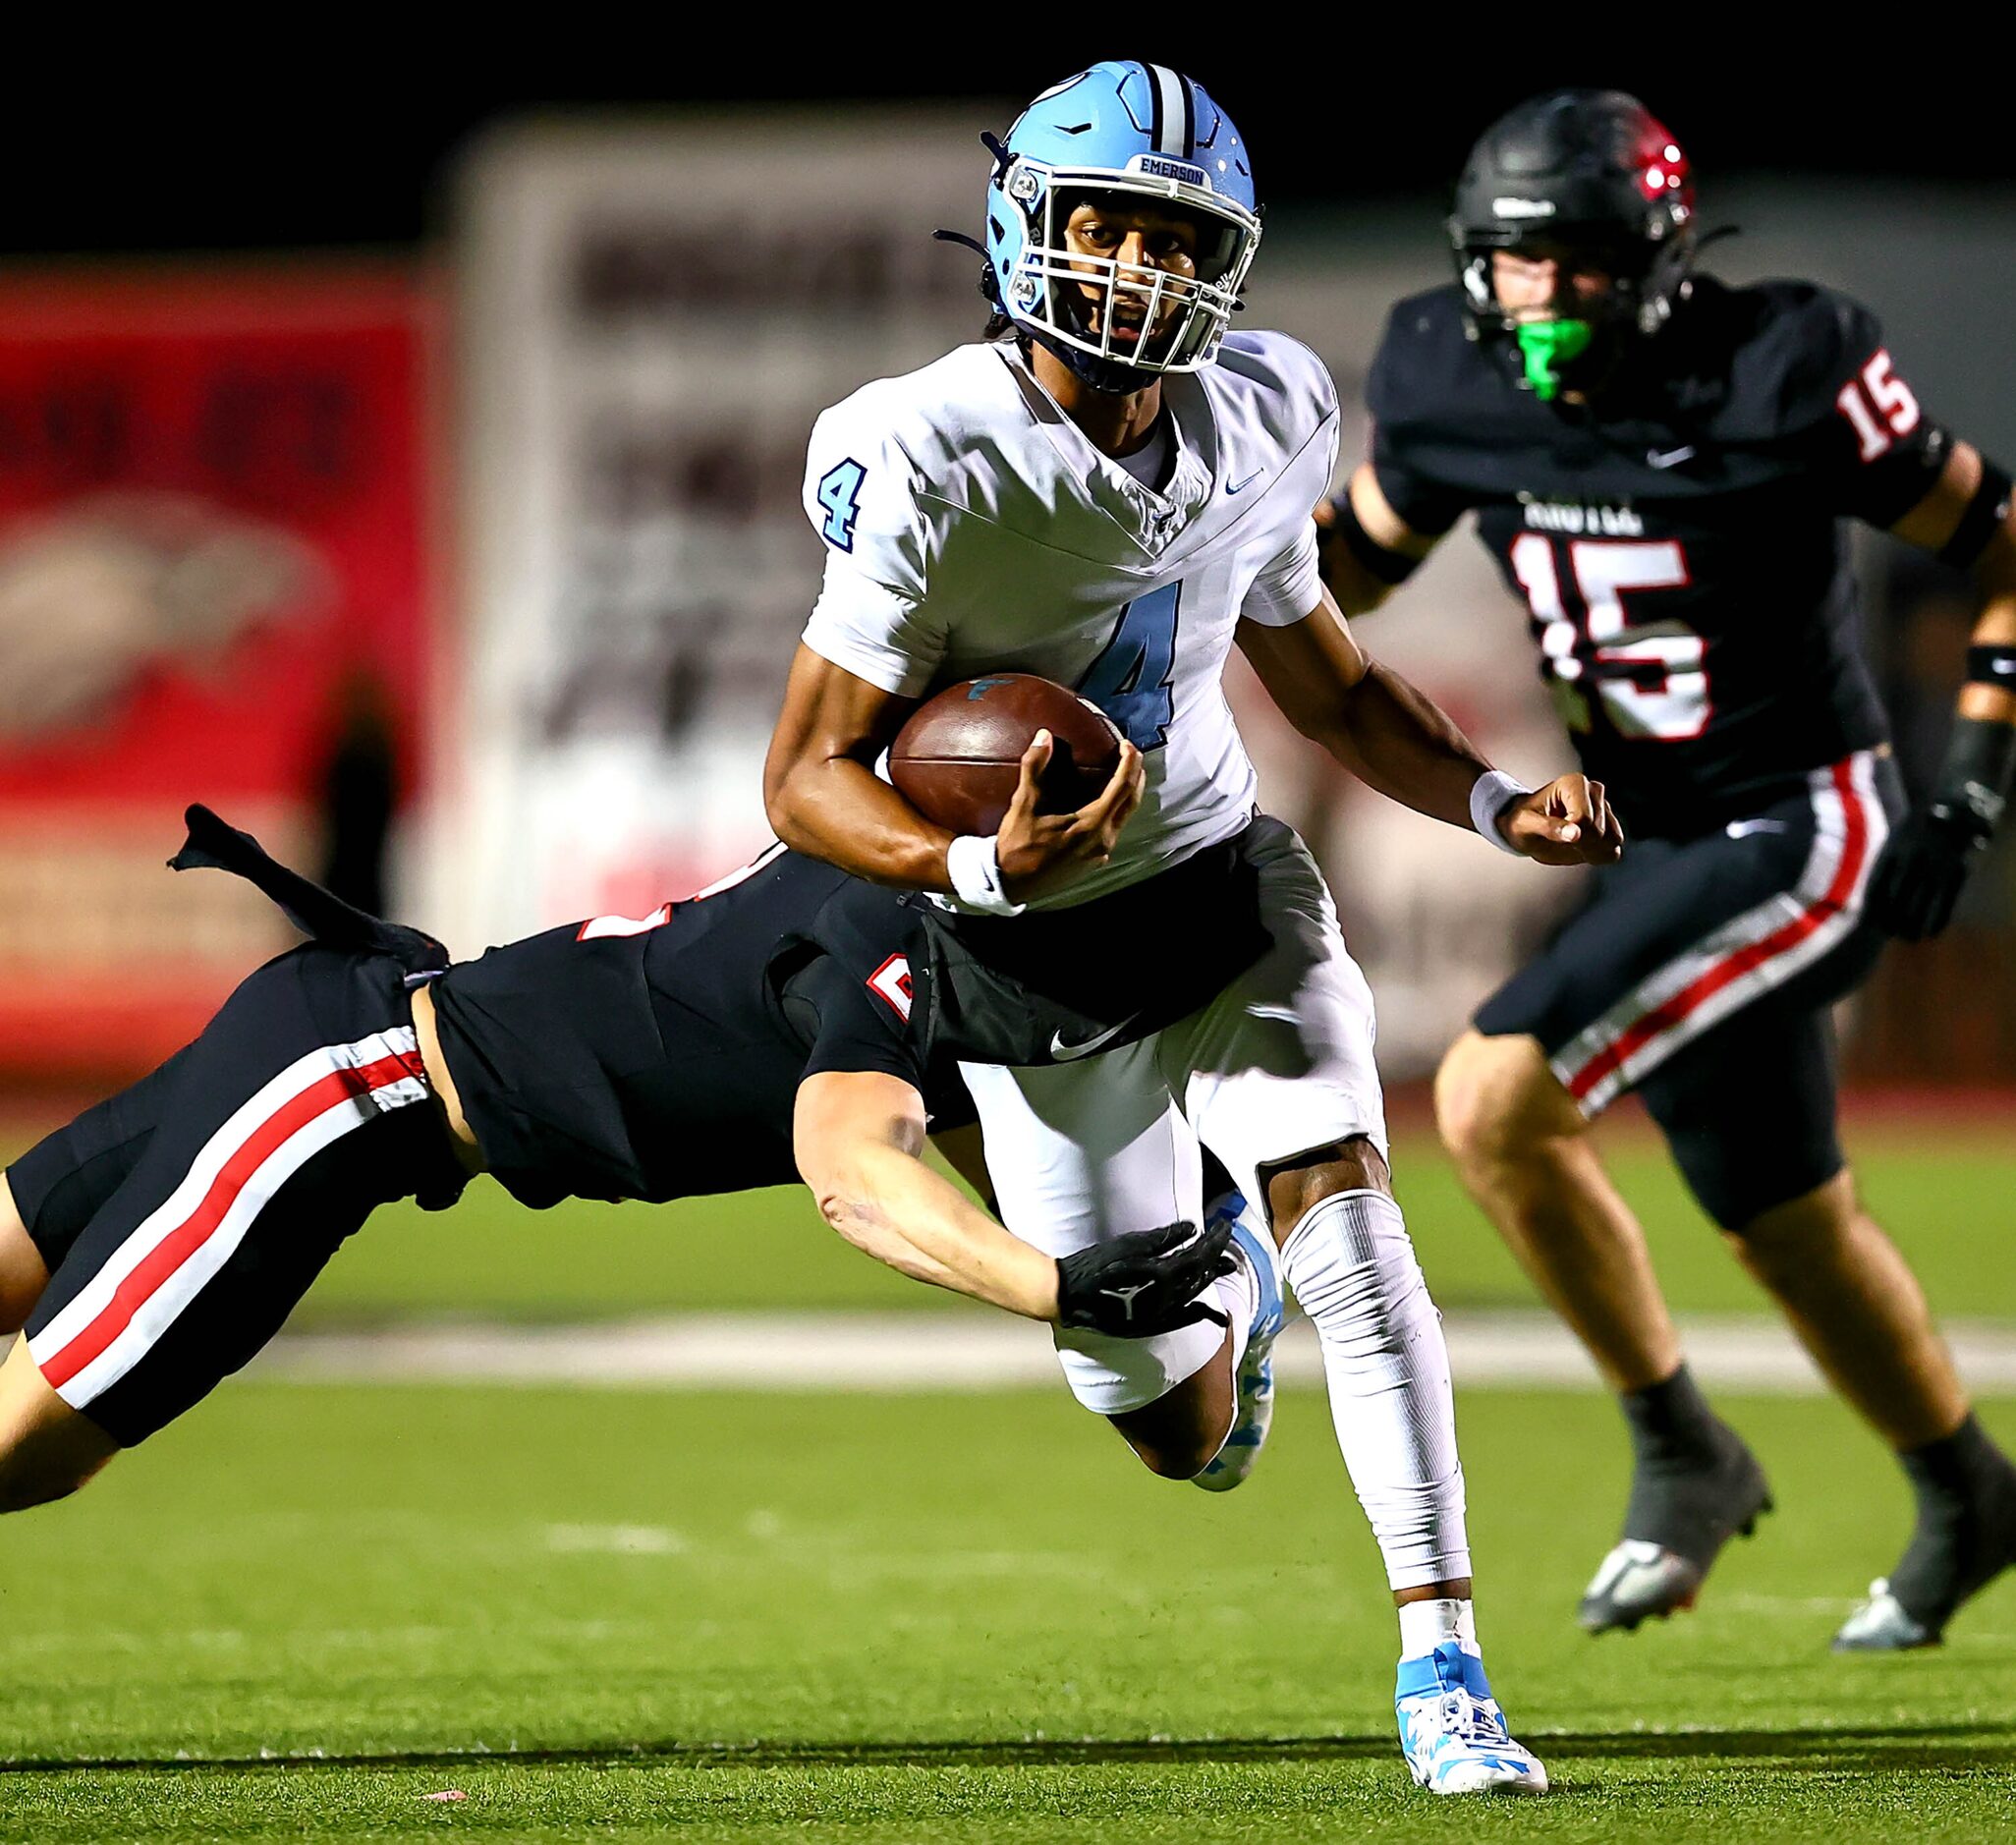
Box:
1514 318 1595 401
1033 323 1160 396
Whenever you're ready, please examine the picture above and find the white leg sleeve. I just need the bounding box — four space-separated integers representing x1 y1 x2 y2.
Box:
1279 1189 1472 1592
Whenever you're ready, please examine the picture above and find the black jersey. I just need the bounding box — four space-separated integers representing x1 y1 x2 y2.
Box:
1368 278 1949 838
427 847 957 1209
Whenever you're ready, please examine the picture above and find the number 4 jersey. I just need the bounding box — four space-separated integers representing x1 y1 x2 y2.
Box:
801 331 1340 905
1368 277 1949 839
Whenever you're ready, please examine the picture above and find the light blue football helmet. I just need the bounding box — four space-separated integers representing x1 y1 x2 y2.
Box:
981 61 1261 392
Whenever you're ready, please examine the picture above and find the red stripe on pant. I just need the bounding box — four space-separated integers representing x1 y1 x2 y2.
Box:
37 1048 423 1391
1564 760 1871 1105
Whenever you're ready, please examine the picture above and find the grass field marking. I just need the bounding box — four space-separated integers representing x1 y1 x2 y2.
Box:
543 1523 687 1555
801 1547 1101 1584
249 1309 2016 1394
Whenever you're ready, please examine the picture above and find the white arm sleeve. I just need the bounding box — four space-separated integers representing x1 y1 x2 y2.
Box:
800 402 945 698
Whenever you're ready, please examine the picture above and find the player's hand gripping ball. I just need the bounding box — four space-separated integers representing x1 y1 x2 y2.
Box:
890 674 1123 836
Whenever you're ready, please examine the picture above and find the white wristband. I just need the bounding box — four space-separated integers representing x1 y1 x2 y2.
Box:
1470 769 1531 856
946 833 1027 917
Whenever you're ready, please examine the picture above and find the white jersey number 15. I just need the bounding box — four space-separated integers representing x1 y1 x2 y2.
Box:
1509 534 1707 742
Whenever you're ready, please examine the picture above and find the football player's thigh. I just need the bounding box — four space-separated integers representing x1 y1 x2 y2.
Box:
960 1048 1215 1418
1637 989 1848 1234
1170 820 1388 1217
0 1178 49 1334
0 1044 194 1333
959 1040 1202 1255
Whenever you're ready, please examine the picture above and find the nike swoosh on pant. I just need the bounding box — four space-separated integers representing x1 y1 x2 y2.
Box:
1048 1015 1142 1061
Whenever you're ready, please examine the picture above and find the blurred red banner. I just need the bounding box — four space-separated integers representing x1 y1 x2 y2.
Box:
0 269 434 1084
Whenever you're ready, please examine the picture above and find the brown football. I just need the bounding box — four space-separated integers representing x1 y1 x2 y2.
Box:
889 674 1124 836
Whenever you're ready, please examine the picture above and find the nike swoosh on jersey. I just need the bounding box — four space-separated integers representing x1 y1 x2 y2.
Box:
1725 817 1790 838
1048 1015 1142 1061
1647 445 1697 469
1226 469 1265 494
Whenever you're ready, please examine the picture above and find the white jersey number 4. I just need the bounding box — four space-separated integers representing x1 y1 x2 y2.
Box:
1510 534 1707 742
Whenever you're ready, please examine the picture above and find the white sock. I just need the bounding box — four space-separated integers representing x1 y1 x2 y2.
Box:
1279 1189 1472 1592
1397 1596 1479 1661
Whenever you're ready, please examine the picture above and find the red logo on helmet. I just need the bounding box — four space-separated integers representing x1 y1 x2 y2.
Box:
1634 118 1692 205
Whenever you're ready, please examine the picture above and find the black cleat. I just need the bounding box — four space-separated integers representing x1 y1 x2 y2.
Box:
1579 1425 1773 1635
1835 1424 2016 1650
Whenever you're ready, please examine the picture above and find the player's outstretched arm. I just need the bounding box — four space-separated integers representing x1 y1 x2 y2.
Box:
793 1072 1232 1332
1866 442 2016 939
1237 588 1622 867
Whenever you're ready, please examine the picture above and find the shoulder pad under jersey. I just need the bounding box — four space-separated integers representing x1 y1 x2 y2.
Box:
1713 279 1893 444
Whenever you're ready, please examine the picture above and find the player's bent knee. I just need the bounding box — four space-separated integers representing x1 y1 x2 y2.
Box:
0 1342 118 1512
1260 1135 1391 1235
1108 1363 1233 1481
1119 1433 1218 1481
0 1445 107 1513
1725 1169 1857 1257
1434 1032 1580 1167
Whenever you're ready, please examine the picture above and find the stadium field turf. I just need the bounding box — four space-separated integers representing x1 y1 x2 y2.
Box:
2 1383 2014 1841
296 1122 2016 1324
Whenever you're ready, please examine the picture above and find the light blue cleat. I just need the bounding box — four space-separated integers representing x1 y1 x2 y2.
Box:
1193 1193 1284 1493
1395 1643 1548 1796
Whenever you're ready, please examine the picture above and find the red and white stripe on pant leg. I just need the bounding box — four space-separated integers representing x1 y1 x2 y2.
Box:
1552 753 1889 1117
28 1029 431 1410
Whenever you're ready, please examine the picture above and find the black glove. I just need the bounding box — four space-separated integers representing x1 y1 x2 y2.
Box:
1865 717 2014 942
1865 802 1989 940
1055 1218 1237 1339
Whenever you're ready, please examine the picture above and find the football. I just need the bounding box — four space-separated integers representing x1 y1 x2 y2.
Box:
889 673 1124 836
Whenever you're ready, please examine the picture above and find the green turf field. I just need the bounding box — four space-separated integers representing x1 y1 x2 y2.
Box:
3 1127 2012 1838
294 1124 2016 1324
2 1384 2013 1841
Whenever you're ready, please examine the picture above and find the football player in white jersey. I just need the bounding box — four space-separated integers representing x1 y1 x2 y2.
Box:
763 61 1618 1797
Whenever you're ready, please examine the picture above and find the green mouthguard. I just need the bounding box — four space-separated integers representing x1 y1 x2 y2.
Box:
1515 318 1594 400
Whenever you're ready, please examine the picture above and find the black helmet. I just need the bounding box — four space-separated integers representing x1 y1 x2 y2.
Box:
1449 89 1697 397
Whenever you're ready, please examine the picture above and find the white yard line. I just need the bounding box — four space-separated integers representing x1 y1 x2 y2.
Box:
251 1312 2016 1395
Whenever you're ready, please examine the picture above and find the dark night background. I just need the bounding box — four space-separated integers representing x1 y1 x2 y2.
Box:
7 46 2009 258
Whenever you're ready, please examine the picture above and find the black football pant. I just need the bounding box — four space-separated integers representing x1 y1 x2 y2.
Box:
8 946 467 1443
1475 751 1904 1230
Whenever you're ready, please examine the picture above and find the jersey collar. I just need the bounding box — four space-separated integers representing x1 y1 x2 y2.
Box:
997 346 1217 558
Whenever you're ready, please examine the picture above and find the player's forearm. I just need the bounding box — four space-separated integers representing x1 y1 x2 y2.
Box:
1319 661 1496 831
811 1140 1059 1321
1956 577 2016 727
765 755 957 892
